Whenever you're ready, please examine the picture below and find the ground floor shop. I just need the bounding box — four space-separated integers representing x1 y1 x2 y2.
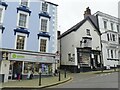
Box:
0 50 57 82
61 48 102 73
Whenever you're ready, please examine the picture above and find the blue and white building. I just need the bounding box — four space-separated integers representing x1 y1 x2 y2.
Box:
0 0 58 82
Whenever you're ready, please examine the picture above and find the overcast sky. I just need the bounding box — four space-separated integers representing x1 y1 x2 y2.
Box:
46 0 119 33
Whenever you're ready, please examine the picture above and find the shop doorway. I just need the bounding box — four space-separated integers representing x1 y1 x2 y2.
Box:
12 61 22 79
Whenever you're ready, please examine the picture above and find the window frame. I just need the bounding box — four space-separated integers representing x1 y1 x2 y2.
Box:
17 11 29 28
15 33 27 50
39 37 49 52
117 25 120 32
103 20 107 29
20 0 30 7
86 29 91 36
110 23 114 30
111 50 113 58
0 6 5 24
39 17 49 32
40 1 49 13
107 49 109 58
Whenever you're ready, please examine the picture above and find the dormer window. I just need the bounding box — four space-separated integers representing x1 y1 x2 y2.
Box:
21 0 28 7
86 29 91 36
42 2 48 12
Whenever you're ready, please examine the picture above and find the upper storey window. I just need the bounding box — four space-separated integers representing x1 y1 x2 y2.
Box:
19 13 27 28
0 8 3 23
20 0 28 7
17 11 29 28
86 29 91 36
42 2 48 12
111 23 114 30
103 21 107 29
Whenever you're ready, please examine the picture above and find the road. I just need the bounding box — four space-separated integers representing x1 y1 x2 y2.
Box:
49 72 119 88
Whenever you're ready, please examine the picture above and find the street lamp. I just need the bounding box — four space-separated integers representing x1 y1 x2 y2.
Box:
39 67 42 86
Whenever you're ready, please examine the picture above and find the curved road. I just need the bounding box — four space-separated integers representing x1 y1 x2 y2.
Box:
49 72 119 88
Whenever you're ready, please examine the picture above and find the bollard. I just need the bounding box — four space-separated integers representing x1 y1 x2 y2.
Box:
58 71 61 81
39 72 41 86
64 69 66 78
114 65 116 72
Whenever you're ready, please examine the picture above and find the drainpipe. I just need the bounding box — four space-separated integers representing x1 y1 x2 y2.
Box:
96 15 104 72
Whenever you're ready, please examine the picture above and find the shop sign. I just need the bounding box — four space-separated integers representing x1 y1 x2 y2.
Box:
12 53 25 59
10 53 55 63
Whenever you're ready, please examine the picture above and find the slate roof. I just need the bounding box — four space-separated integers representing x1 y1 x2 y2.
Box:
58 15 100 39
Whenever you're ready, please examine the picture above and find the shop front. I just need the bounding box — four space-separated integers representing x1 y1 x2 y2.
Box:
8 52 55 80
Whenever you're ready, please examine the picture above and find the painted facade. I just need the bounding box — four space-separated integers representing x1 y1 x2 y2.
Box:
58 8 102 73
94 11 120 68
0 0 58 82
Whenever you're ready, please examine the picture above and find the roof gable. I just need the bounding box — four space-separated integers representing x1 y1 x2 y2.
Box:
59 15 100 39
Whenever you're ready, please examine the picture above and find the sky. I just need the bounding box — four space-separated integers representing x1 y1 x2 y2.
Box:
46 0 120 34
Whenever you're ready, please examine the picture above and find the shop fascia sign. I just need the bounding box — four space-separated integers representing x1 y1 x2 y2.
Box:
10 53 54 63
12 53 25 59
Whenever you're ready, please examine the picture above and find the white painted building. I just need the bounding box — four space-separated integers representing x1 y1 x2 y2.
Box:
94 11 120 68
58 7 102 73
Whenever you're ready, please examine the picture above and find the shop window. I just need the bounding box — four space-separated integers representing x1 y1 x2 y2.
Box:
24 62 39 74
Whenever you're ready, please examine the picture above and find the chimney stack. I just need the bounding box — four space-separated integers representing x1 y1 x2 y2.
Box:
84 7 91 18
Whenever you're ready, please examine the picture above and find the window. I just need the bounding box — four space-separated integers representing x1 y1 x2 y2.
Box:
86 29 91 36
0 8 3 23
40 39 47 52
111 50 113 58
107 34 109 41
104 21 107 29
41 19 48 32
112 34 115 41
114 50 116 58
111 23 114 30
16 35 25 49
117 25 119 32
18 13 27 28
119 37 120 44
68 53 71 61
107 49 109 58
21 0 28 7
42 2 48 12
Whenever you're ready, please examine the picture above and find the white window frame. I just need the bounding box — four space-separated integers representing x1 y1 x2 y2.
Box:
0 5 5 24
110 22 114 31
39 17 49 32
38 37 49 52
19 0 30 7
103 20 107 29
14 33 27 50
40 1 49 13
17 11 29 28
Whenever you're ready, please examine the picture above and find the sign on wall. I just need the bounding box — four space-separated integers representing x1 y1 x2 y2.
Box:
9 53 55 63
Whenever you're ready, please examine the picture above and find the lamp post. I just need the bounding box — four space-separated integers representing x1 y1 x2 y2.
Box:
39 68 42 86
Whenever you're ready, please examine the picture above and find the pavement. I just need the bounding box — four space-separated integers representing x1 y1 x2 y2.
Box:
1 72 71 89
1 69 119 89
